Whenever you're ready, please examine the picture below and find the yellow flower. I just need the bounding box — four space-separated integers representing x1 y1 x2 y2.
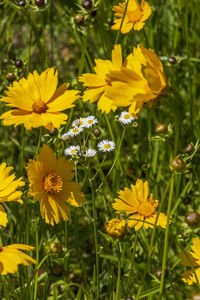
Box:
105 218 127 238
180 237 200 285
0 68 80 130
112 179 167 231
0 162 24 228
26 144 85 226
107 44 166 117
112 0 152 33
0 243 36 275
79 45 122 113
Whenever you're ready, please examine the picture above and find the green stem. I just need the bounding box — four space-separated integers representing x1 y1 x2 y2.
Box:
159 174 174 297
34 128 42 159
115 244 121 300
33 217 39 300
127 231 138 290
89 174 100 298
115 0 130 44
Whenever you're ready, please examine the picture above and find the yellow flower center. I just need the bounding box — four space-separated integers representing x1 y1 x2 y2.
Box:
32 100 48 114
80 120 83 125
70 149 77 154
104 144 111 149
72 128 79 133
44 173 63 193
88 120 93 124
138 201 155 217
127 9 143 23
124 114 130 119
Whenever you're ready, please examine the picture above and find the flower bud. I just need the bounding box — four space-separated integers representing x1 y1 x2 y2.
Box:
74 14 84 25
91 10 97 17
6 72 15 82
171 158 185 171
185 211 200 226
35 0 45 6
155 268 168 279
18 0 26 6
51 264 64 276
82 0 93 9
184 144 194 154
105 218 126 238
14 59 23 68
155 124 166 134
168 57 177 64
49 242 62 254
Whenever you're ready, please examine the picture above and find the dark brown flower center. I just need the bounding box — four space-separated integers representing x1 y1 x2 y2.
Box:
44 173 63 193
32 100 48 114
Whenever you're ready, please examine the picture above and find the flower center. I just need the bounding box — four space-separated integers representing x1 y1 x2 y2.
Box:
70 149 77 154
127 9 143 23
72 128 79 133
104 144 111 149
138 201 155 217
88 120 93 124
124 114 130 119
32 100 48 114
44 173 63 193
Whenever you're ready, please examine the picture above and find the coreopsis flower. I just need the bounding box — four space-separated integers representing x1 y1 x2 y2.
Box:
112 0 152 33
118 111 134 125
105 218 127 238
180 237 200 285
79 45 122 113
26 144 85 225
0 68 80 130
0 162 24 228
107 44 166 116
64 146 80 156
0 244 36 275
112 179 167 231
98 140 115 152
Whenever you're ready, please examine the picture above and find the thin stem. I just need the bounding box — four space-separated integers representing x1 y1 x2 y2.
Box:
115 0 130 44
89 174 100 298
159 174 174 297
33 216 39 300
34 128 42 159
115 244 121 300
127 231 139 290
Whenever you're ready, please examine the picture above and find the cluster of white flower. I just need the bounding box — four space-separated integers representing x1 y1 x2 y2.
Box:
62 115 116 158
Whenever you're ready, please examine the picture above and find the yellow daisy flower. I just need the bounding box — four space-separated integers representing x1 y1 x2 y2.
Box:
112 179 167 231
112 0 152 34
0 243 36 275
78 45 122 113
0 162 24 228
105 218 127 238
0 68 80 130
180 237 200 285
107 44 166 117
26 144 85 226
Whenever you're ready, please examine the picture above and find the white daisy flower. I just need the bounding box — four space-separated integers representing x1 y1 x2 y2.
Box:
82 116 98 128
97 140 115 152
64 146 80 156
72 117 86 127
61 133 69 141
66 126 83 137
83 148 97 157
118 111 134 125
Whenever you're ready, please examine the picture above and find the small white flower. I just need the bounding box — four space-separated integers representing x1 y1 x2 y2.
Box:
82 116 98 128
66 126 83 137
83 148 97 157
61 133 69 141
72 118 86 128
118 111 134 125
97 140 115 152
64 146 80 156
